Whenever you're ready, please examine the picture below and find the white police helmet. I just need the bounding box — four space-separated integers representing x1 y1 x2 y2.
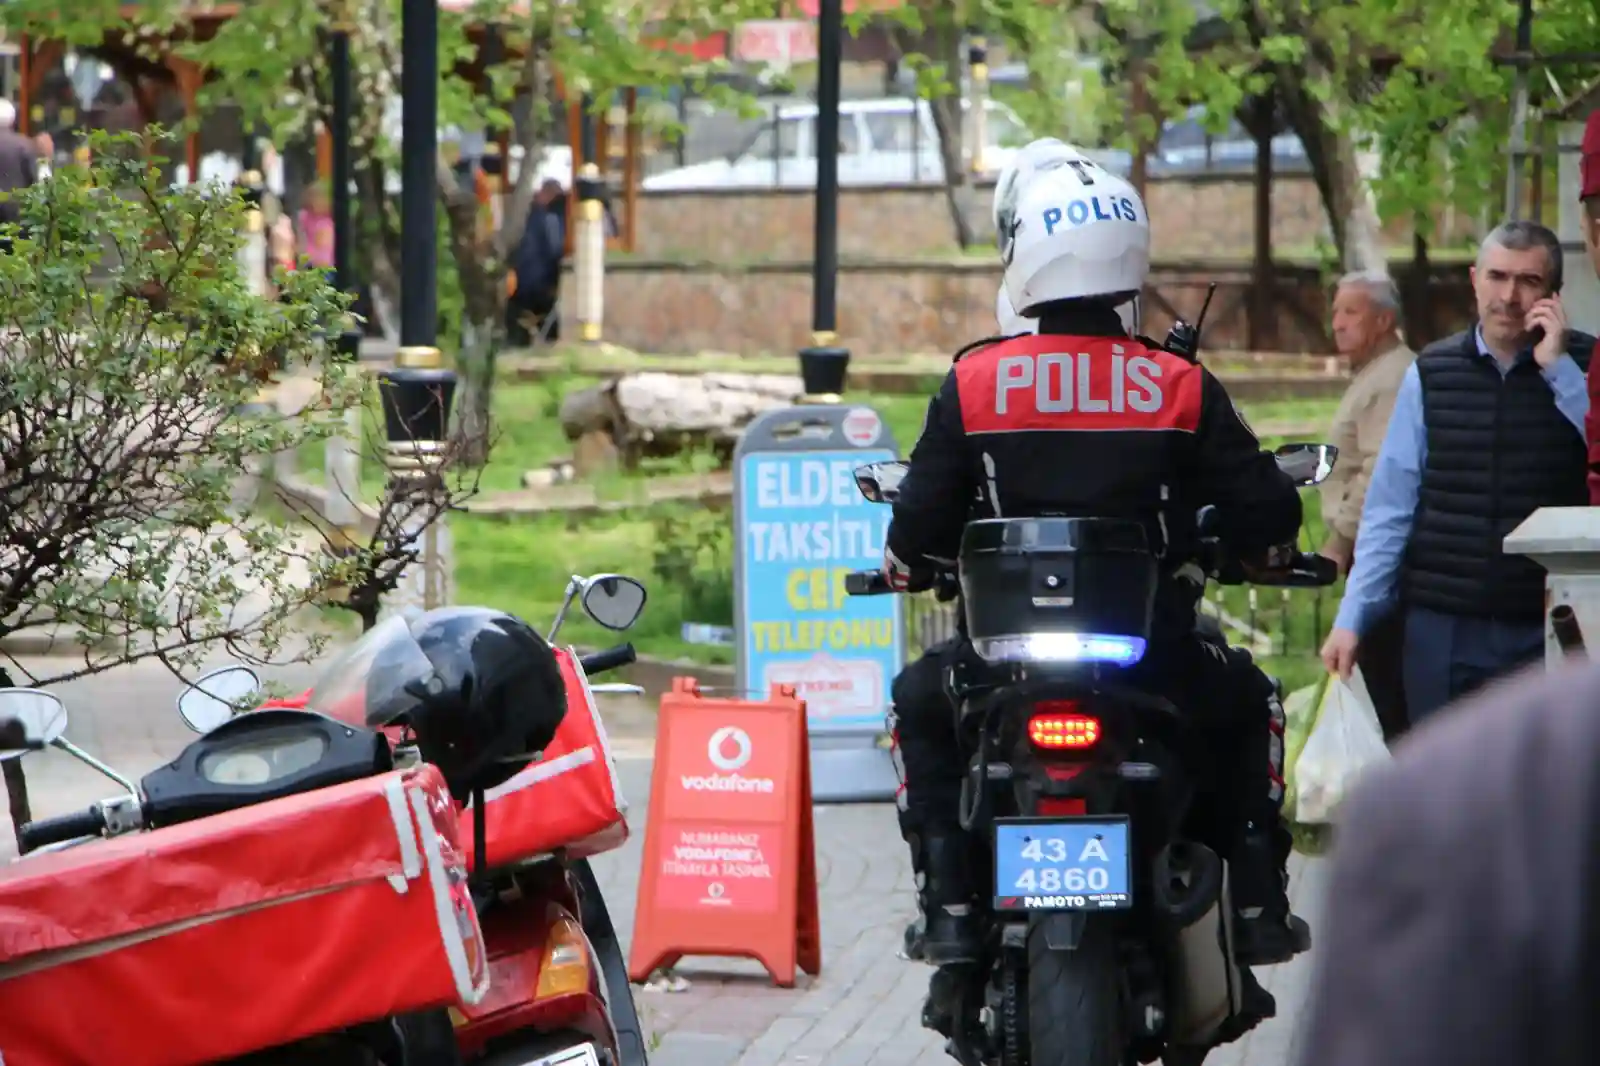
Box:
1000 148 1150 318
993 138 1086 260
995 286 1037 335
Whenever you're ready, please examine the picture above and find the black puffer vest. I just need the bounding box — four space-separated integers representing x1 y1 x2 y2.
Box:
1402 328 1592 620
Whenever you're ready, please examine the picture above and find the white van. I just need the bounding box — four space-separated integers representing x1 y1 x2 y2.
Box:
641 96 1029 191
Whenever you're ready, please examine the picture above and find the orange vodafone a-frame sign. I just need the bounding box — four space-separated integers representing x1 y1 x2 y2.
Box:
627 679 821 988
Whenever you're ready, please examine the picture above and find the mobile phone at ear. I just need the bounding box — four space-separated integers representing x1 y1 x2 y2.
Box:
1528 324 1546 345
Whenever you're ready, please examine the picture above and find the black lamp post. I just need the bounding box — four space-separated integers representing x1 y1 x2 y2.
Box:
379 365 457 450
798 0 849 402
386 0 456 421
398 0 439 356
329 5 364 357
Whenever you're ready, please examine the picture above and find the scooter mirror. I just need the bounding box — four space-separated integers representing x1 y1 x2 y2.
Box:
580 574 648 632
0 689 68 761
177 665 262 734
854 460 909 503
1274 442 1339 487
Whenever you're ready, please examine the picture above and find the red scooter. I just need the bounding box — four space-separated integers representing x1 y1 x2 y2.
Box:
252 574 653 1066
0 671 485 1066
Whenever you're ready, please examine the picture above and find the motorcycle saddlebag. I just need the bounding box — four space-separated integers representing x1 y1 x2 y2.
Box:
462 645 630 870
0 763 488 1066
958 517 1158 665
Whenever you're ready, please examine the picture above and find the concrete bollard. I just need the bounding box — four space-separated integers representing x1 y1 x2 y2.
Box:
237 169 270 300
378 346 457 616
324 405 364 552
573 163 606 344
968 36 989 176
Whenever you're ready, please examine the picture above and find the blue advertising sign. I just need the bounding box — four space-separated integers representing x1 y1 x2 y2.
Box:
738 448 903 731
733 404 904 803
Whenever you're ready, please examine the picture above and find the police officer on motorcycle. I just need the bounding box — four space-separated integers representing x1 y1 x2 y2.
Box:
886 139 1310 970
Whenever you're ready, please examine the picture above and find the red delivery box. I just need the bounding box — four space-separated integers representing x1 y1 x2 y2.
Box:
0 763 488 1066
464 646 630 869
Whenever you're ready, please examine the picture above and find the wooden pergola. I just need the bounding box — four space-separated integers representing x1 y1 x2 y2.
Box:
15 3 653 252
16 5 236 182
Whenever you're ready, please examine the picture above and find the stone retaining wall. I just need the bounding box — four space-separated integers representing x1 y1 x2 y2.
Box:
597 259 1477 358
630 175 1476 262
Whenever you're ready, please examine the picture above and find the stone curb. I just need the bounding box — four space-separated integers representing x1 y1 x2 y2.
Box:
616 655 733 697
0 629 122 657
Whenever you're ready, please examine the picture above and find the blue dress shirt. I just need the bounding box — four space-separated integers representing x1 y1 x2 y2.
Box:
1332 330 1591 636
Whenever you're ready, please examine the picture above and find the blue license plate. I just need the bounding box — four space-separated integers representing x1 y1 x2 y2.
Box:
992 817 1133 912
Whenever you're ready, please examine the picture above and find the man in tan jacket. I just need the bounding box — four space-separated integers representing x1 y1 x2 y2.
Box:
1320 270 1416 738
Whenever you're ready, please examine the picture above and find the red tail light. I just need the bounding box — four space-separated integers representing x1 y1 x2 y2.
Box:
1028 701 1101 751
1035 796 1087 816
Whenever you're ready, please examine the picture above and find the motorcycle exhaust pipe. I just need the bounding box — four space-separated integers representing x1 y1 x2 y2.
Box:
1552 605 1586 658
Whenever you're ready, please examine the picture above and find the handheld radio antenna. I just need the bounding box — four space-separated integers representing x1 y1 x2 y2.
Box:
1194 282 1219 339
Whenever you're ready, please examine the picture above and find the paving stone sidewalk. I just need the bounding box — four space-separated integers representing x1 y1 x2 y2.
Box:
591 756 1325 1066
1 662 1325 1065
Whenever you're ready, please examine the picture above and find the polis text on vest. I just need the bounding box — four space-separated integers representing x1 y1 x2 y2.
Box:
995 351 1165 416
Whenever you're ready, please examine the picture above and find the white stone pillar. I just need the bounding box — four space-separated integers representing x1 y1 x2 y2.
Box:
325 406 363 552
573 163 606 344
1504 507 1600 667
1557 122 1600 335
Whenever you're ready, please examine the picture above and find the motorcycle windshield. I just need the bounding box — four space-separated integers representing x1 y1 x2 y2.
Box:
305 611 437 730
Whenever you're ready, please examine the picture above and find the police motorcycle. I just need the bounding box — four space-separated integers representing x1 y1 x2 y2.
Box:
845 443 1339 1066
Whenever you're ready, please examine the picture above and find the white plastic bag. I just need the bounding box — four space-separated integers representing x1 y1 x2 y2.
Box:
1293 667 1391 825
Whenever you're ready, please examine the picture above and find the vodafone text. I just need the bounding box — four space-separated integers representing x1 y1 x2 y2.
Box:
995 350 1163 416
666 830 772 880
680 771 775 793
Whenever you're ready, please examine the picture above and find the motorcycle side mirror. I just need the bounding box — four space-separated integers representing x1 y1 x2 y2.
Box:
854 460 909 503
1274 442 1338 487
177 665 262 734
579 574 648 632
0 689 68 761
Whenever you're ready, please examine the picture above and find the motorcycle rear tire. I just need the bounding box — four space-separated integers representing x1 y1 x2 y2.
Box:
1026 918 1122 1066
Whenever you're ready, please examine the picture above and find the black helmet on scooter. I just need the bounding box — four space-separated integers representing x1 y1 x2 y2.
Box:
351 606 568 801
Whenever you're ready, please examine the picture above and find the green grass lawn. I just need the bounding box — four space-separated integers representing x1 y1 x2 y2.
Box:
451 507 734 664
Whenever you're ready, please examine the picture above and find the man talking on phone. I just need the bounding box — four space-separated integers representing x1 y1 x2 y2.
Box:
1320 220 1593 724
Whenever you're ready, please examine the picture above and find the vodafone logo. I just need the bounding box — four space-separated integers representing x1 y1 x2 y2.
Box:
681 725 775 794
841 407 882 447
708 727 753 771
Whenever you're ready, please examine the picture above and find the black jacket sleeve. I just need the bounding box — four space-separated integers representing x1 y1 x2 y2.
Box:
885 371 973 569
1191 368 1302 554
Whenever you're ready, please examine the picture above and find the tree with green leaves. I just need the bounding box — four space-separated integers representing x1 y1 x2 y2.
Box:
866 0 1088 246
1087 0 1550 271
0 0 778 466
0 134 374 687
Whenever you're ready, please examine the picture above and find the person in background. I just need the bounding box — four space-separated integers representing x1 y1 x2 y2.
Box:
268 210 298 292
1578 110 1600 503
296 183 335 282
0 100 38 249
1319 271 1416 739
506 179 567 346
1296 660 1600 1066
1320 221 1592 723
32 131 52 180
